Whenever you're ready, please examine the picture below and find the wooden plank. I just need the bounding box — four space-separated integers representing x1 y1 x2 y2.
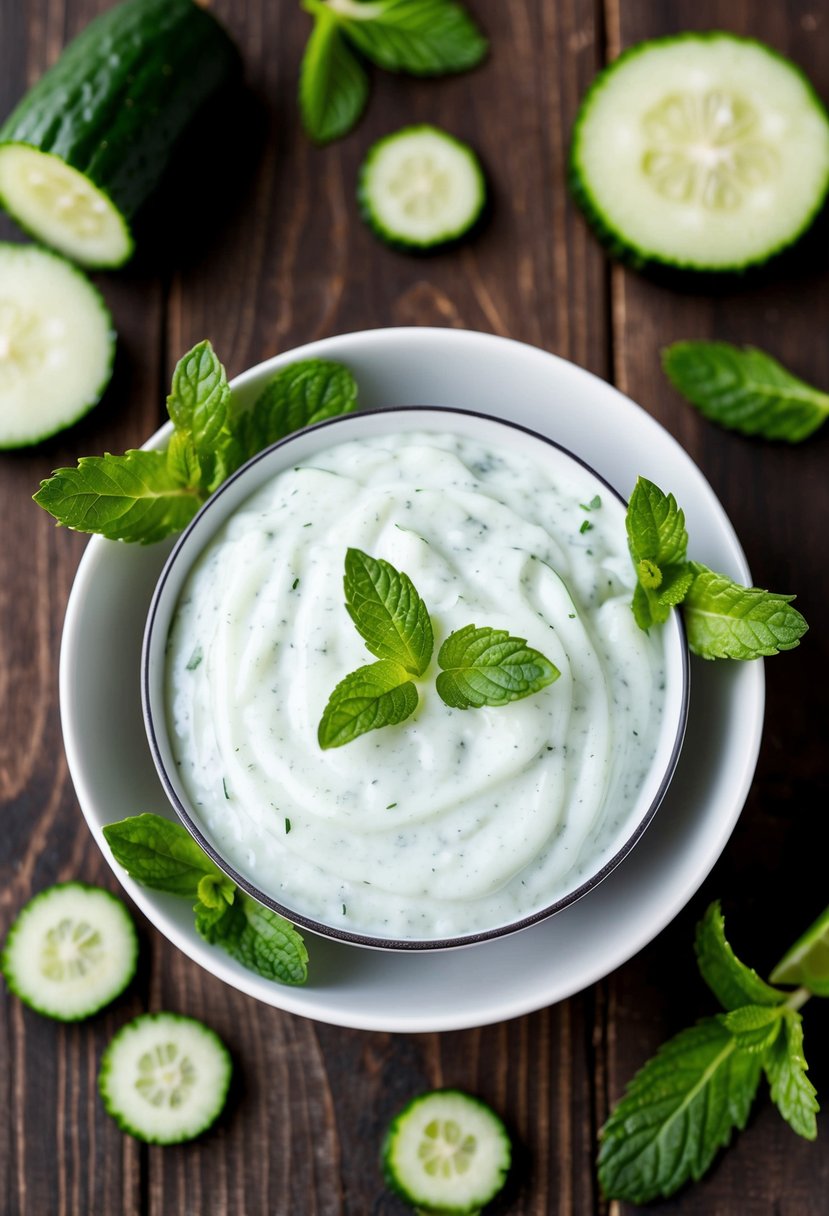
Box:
0 1 165 1211
602 1 829 1212
151 1 608 1213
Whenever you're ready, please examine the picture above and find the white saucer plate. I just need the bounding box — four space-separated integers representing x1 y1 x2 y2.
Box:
60 328 764 1033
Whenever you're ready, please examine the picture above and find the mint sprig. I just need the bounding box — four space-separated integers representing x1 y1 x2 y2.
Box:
103 814 308 986
34 344 359 543
625 476 808 659
436 625 560 709
299 0 487 144
318 549 558 747
663 342 829 443
598 901 822 1204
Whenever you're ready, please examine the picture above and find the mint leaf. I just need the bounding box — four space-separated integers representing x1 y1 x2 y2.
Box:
336 0 487 75
34 450 202 543
658 564 695 608
626 477 691 630
663 342 829 443
683 563 808 660
436 625 559 709
344 548 433 675
695 901 787 1011
626 477 689 570
598 1018 762 1204
103 814 223 897
300 6 370 143
166 340 231 492
196 893 308 985
318 659 418 748
229 358 359 469
764 1010 819 1139
197 872 236 911
721 1004 784 1054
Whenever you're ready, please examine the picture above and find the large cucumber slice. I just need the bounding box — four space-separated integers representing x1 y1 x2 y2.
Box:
358 125 486 249
570 34 829 271
0 0 240 267
98 1012 232 1144
1 883 137 1020
0 243 114 449
382 1089 511 1214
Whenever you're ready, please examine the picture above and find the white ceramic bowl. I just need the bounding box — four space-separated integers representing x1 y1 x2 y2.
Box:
141 406 690 950
60 328 764 1031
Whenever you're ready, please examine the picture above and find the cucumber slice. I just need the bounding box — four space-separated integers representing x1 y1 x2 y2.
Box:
0 243 115 449
570 34 829 271
1 883 137 1020
0 0 240 268
358 125 486 249
382 1089 511 1215
98 1012 232 1144
0 149 132 269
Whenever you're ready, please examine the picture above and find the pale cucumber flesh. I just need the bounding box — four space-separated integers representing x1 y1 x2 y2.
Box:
572 35 829 270
0 145 132 267
360 126 485 248
1 883 137 1020
383 1090 510 1213
98 1012 232 1144
0 242 114 448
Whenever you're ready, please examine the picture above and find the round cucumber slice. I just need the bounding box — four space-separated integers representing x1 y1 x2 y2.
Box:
770 902 829 996
1 883 137 1020
358 125 486 250
570 33 829 271
382 1089 511 1214
0 242 115 449
98 1012 232 1144
0 147 132 268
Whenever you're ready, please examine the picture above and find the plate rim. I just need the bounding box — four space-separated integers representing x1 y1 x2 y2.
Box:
59 326 765 1032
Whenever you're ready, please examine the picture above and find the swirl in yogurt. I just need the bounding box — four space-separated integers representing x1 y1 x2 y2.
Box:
166 431 666 940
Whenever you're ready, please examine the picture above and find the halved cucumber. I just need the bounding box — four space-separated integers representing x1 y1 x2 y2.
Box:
1 883 137 1020
0 243 115 449
98 1012 232 1144
0 0 240 268
382 1089 511 1214
358 125 486 249
570 34 829 271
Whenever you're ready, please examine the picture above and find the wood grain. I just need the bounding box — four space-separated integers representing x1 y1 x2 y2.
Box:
1 0 827 1212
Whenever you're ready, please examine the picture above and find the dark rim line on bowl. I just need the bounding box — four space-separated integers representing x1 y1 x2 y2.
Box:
142 406 690 952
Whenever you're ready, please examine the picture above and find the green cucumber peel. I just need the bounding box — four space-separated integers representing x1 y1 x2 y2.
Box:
319 548 557 747
625 476 808 658
34 343 359 543
598 900 823 1204
103 813 307 986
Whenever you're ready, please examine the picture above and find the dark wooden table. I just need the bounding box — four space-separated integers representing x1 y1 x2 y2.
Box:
2 1 828 1212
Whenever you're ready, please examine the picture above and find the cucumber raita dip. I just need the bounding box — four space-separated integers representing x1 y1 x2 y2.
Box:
166 431 666 940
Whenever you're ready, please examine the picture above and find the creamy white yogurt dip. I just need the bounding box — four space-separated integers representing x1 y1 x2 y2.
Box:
166 429 667 941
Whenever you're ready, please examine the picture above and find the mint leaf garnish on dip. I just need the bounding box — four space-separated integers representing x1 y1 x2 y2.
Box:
435 625 559 710
318 549 558 746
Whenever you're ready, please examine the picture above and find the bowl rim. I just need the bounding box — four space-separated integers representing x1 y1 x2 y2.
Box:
142 404 690 951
